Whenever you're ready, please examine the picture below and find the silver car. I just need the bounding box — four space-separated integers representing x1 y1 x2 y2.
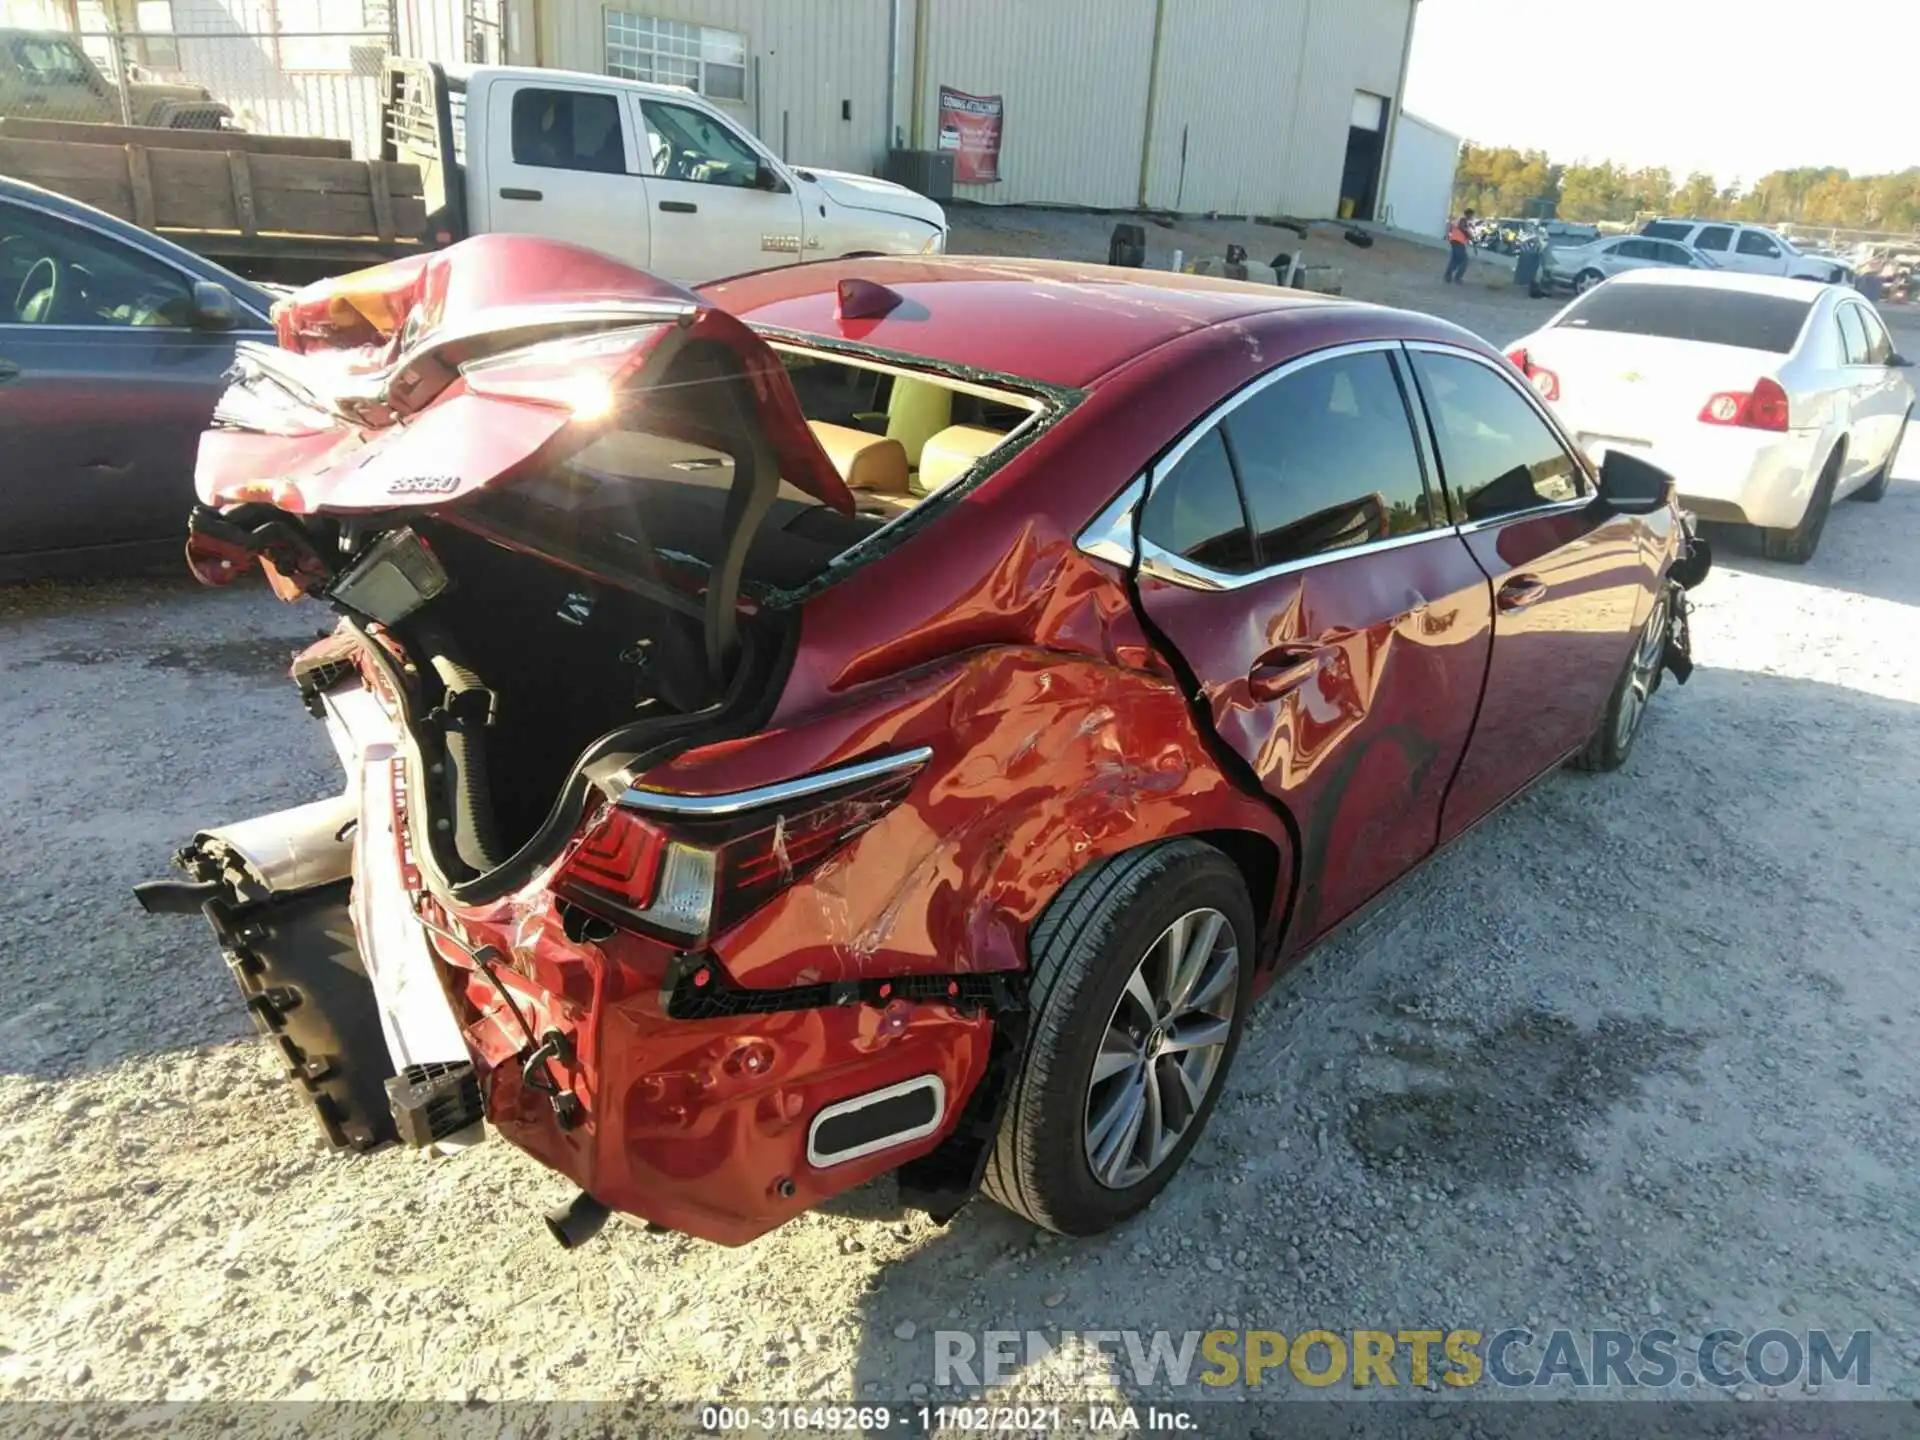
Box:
1544 234 1717 295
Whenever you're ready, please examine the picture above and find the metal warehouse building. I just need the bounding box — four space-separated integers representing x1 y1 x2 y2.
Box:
468 0 1419 218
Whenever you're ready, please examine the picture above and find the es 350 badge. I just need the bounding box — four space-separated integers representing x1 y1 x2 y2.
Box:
389 474 462 495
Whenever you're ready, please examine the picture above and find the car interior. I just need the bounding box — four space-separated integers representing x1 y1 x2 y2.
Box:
2 209 193 327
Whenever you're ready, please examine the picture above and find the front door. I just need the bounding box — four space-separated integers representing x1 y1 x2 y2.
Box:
0 201 257 565
485 80 652 266
1131 343 1494 949
1403 346 1654 843
633 96 805 283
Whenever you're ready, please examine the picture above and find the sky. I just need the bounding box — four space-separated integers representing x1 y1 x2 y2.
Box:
1402 0 1917 188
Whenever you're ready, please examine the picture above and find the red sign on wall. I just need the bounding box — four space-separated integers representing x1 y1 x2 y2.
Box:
937 86 1004 184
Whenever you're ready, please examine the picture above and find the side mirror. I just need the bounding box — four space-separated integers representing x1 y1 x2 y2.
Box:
1594 448 1675 516
1888 353 1912 368
754 162 788 194
190 280 237 331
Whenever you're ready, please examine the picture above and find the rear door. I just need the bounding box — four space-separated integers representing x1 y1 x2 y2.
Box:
1732 228 1786 275
633 95 804 283
0 198 259 564
1130 342 1494 947
1405 346 1653 841
481 79 651 265
1839 300 1907 481
1694 224 1734 265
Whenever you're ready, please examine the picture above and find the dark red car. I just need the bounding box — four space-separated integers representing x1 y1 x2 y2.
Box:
142 238 1707 1246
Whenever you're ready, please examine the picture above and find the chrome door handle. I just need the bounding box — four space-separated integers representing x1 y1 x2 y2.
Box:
498 186 542 201
1497 575 1549 611
1247 644 1325 701
0 358 19 383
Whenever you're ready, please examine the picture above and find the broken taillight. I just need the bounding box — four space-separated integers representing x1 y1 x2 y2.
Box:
1505 347 1561 402
1699 376 1790 432
553 755 928 945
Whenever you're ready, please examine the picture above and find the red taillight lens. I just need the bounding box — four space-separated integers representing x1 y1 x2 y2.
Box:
1505 346 1560 402
553 758 925 945
1699 376 1789 432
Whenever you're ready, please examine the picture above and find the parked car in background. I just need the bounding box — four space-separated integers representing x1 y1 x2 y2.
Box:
1639 219 1853 285
143 241 1706 1248
1544 234 1716 294
0 177 273 579
1 28 230 128
1507 268 1911 562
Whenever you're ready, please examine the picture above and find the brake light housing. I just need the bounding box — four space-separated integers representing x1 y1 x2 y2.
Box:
553 754 929 945
1506 347 1560 402
1699 376 1790 431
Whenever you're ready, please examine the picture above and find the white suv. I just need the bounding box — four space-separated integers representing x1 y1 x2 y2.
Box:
1640 220 1852 284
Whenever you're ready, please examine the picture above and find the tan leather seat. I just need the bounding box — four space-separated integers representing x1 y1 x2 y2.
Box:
915 425 1004 495
806 420 910 494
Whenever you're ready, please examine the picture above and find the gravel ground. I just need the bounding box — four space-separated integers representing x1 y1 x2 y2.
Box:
2 211 1918 1424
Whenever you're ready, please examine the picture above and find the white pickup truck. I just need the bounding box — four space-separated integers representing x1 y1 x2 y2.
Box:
384 58 947 285
1639 219 1853 285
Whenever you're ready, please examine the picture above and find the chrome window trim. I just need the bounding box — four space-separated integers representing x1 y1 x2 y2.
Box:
0 321 275 337
617 745 934 818
1075 476 1144 568
4 194 276 328
1139 523 1463 591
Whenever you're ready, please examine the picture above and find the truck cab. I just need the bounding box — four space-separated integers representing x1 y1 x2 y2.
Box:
385 60 947 285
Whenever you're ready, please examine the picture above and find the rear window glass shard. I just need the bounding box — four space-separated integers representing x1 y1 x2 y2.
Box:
1555 286 1813 354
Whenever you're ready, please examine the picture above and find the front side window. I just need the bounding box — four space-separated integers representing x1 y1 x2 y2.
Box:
605 11 747 101
638 98 762 186
1615 239 1655 260
1736 230 1781 258
509 87 627 174
1223 349 1436 564
1695 226 1733 252
1409 351 1584 523
1 204 193 327
1835 305 1871 366
1139 428 1256 573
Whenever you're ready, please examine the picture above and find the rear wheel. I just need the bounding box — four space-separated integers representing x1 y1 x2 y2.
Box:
1575 268 1605 295
1761 447 1841 563
1572 587 1670 773
982 840 1254 1235
1849 408 1907 503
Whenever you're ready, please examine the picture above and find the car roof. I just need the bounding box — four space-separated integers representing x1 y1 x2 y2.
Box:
0 175 276 317
702 256 1468 389
1601 267 1832 298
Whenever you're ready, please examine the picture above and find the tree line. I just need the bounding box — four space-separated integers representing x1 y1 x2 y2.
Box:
1451 143 1920 233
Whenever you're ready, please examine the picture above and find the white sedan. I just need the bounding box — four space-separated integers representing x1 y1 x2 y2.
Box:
1505 269 1913 562
1543 234 1716 295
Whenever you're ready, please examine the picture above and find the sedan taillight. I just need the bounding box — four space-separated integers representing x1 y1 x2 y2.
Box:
1505 347 1560 402
553 757 927 945
1699 377 1790 432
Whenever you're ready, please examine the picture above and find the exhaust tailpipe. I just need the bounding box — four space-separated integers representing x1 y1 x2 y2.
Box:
544 1191 611 1249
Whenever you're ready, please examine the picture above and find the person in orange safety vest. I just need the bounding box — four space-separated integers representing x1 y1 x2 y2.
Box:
1445 208 1475 283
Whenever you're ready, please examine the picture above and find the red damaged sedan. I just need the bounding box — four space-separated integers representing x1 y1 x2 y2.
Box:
140 237 1707 1246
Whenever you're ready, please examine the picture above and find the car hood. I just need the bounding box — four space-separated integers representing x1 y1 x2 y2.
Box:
798 166 946 230
196 233 854 517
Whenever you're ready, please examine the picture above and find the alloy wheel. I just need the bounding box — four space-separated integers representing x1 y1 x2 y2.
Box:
1615 592 1670 749
1083 907 1240 1190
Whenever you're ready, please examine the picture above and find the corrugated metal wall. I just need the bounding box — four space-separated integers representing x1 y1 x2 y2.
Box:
536 0 893 175
1383 111 1460 240
1270 0 1409 217
910 0 1157 208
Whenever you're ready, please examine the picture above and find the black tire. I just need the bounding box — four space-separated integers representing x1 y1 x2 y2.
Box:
1575 269 1605 295
1761 446 1842 563
981 839 1256 1235
1848 408 1907 502
1571 588 1670 773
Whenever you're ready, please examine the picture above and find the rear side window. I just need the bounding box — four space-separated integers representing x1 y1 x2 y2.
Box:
1736 230 1781 258
1554 285 1812 353
1642 222 1691 241
1696 226 1733 252
511 87 627 174
1223 350 1436 563
1855 305 1894 365
1836 305 1871 365
1409 351 1583 523
1139 429 1256 573
1616 239 1655 260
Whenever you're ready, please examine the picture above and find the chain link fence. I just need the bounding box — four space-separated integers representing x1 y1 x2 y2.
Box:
6 26 393 157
